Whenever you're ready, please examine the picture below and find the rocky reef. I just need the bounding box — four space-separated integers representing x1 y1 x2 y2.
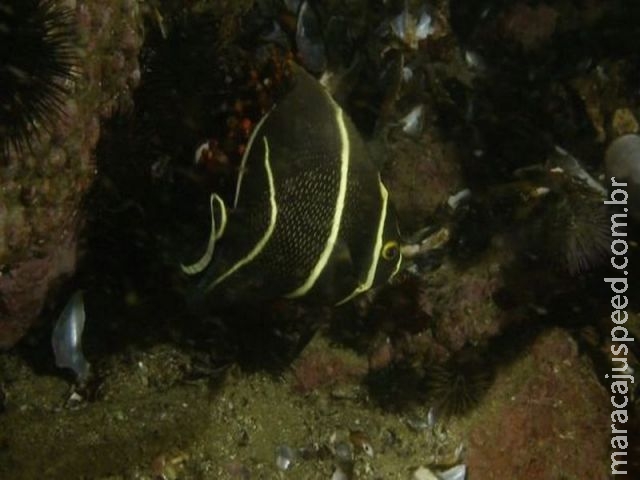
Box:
0 0 638 479
0 0 142 348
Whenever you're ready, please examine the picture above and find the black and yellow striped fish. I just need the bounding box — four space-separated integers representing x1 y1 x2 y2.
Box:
182 65 402 306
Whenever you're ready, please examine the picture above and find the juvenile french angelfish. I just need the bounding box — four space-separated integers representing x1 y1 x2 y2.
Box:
182 64 403 306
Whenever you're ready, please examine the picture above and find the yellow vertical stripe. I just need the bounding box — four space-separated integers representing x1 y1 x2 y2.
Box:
207 136 278 291
285 102 350 298
335 178 388 305
233 110 272 208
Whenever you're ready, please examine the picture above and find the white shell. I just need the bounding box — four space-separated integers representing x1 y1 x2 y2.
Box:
390 10 409 42
402 66 414 82
331 467 349 480
390 6 433 49
412 467 439 480
411 464 466 480
438 464 467 480
400 104 424 136
427 406 438 427
275 445 296 470
551 146 606 195
361 441 374 457
447 189 471 210
194 141 209 164
464 50 487 72
51 291 90 382
414 11 433 40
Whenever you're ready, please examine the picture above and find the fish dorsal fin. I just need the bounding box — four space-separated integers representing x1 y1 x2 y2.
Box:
181 193 227 275
234 109 273 208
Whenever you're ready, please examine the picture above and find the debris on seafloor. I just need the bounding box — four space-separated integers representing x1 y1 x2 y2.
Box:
401 226 450 260
349 429 374 457
447 189 471 210
151 451 189 480
275 444 297 471
547 146 606 196
406 406 438 431
331 465 350 480
463 50 487 74
400 104 425 137
611 107 639 137
51 290 90 382
332 439 354 464
411 463 467 480
390 2 434 50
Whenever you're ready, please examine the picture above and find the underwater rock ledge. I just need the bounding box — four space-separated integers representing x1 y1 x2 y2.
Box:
0 0 142 348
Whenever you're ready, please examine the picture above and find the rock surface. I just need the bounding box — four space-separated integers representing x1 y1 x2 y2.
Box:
0 0 142 348
464 328 610 480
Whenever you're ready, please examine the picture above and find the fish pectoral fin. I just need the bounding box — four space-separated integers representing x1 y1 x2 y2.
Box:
330 239 354 271
181 193 227 275
310 239 359 301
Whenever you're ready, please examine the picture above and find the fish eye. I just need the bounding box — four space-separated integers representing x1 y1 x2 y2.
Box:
382 241 399 261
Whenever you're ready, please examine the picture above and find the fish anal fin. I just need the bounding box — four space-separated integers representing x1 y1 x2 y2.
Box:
181 193 227 275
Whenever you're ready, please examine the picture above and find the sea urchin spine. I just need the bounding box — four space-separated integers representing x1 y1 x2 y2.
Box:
424 352 493 417
0 0 76 158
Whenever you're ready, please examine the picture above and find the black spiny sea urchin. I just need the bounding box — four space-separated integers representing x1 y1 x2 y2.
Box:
0 0 76 158
424 352 494 417
546 188 610 275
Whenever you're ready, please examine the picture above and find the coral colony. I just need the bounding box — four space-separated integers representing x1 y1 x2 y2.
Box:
605 178 634 475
